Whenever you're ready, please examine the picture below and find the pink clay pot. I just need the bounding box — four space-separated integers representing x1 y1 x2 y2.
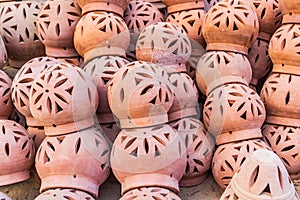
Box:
120 187 181 200
0 36 7 68
162 0 204 13
0 70 13 119
279 0 300 24
35 188 95 200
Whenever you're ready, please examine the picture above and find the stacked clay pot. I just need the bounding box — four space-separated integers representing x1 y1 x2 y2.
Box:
27 64 110 199
261 0 300 181
196 0 271 190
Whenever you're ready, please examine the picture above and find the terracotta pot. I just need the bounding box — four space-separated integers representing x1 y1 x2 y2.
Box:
269 24 300 75
263 122 300 180
136 22 191 73
0 36 7 68
196 51 252 95
204 0 222 12
162 0 204 13
212 139 271 190
35 126 110 198
83 56 129 124
261 73 300 127
168 73 199 122
74 11 130 62
37 0 81 57
0 192 11 200
170 117 215 187
0 120 35 186
124 0 164 44
220 149 299 200
35 188 95 200
78 0 129 16
203 83 266 145
111 124 186 195
99 122 120 143
0 1 45 68
29 65 98 136
248 38 272 86
121 187 181 200
202 0 259 55
0 70 13 120
166 9 206 47
279 0 300 24
108 61 173 128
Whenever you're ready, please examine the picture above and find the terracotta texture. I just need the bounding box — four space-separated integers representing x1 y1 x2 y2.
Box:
37 0 81 57
279 0 300 24
212 139 271 190
35 188 95 200
263 123 300 180
0 70 13 119
269 24 300 75
120 187 181 200
0 36 7 68
108 61 173 128
196 51 252 95
11 57 61 127
78 0 129 16
162 0 204 13
99 122 120 143
35 126 110 198
74 11 130 62
168 73 199 122
204 0 222 12
29 65 98 136
203 83 266 145
220 149 299 200
202 0 259 55
261 73 300 127
0 1 45 68
56 56 84 67
0 120 35 186
136 22 191 73
111 124 186 194
170 118 215 187
83 56 129 124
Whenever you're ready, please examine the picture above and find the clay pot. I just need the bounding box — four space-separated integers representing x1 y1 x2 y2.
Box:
0 1 45 68
0 36 7 68
0 70 13 119
203 83 266 145
170 117 215 187
37 0 81 57
261 73 300 127
0 120 35 186
279 0 300 24
196 51 252 95
35 188 95 200
108 61 173 128
162 0 204 13
269 24 300 75
136 22 191 73
0 192 11 200
220 149 299 200
35 126 110 198
263 122 300 180
29 65 98 136
248 38 272 86
204 0 222 12
121 187 181 200
99 122 120 143
202 0 259 55
83 56 129 124
166 9 206 47
74 11 130 62
212 139 271 190
78 0 129 16
111 124 186 195
168 73 199 122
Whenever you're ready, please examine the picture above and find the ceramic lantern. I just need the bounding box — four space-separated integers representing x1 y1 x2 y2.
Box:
196 51 252 95
0 120 35 186
35 126 110 198
0 70 13 119
111 124 186 194
0 1 45 68
29 65 98 136
279 0 300 24
220 149 299 200
35 188 95 200
83 56 129 124
108 61 173 128
202 0 259 55
203 83 266 145
0 36 7 68
74 11 130 62
170 117 215 187
120 187 181 200
37 0 81 57
136 22 191 73
212 139 271 190
162 0 204 13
